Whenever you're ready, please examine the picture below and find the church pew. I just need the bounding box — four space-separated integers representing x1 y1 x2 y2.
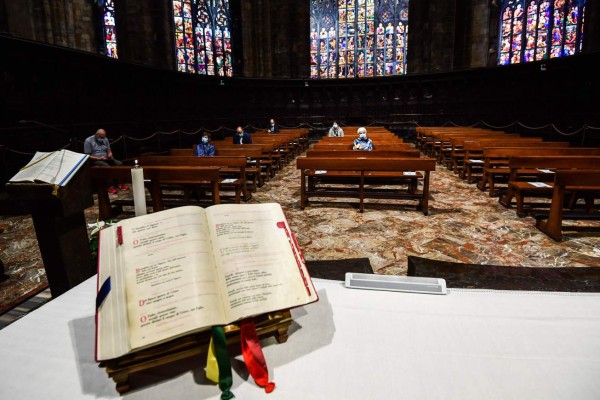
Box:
296 157 436 213
535 170 600 241
421 129 502 157
305 150 421 158
477 147 600 196
498 156 600 217
169 147 264 190
211 142 279 178
280 128 310 152
312 143 413 151
434 132 518 164
319 133 401 140
251 132 304 158
90 166 221 220
136 155 250 203
459 140 569 182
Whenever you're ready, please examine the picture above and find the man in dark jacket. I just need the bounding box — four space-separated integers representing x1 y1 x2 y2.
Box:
233 126 253 144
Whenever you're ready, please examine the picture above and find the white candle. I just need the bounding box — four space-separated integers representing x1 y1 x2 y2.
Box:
131 160 147 217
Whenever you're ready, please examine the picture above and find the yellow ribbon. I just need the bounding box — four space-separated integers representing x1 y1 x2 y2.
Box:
206 336 219 383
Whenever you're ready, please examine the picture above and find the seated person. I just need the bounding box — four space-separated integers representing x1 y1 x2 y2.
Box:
84 128 128 194
267 118 280 133
328 122 344 137
233 126 253 144
353 127 373 151
195 132 216 156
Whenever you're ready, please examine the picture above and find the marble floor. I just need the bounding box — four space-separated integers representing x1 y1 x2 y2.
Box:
1 152 600 314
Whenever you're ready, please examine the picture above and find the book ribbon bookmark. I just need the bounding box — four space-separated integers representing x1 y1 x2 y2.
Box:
240 319 275 393
206 326 235 400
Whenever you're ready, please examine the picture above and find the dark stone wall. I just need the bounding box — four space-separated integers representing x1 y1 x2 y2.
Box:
407 0 457 74
1 33 600 183
241 0 309 78
582 0 600 53
0 1 596 77
3 0 96 52
1 34 598 134
113 0 174 69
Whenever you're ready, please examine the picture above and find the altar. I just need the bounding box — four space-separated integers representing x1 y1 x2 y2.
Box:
1 277 599 399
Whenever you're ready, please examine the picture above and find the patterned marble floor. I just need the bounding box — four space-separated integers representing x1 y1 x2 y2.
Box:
1 153 600 313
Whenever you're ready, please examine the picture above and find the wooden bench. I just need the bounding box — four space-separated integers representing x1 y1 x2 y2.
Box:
137 155 250 203
90 166 221 220
534 169 600 241
296 157 436 214
312 143 413 151
459 141 569 183
169 148 264 190
437 133 520 166
306 150 421 158
499 156 600 217
415 127 491 152
212 142 279 178
424 130 507 158
477 147 600 196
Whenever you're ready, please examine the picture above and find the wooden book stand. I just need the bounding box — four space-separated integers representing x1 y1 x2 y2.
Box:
101 309 292 394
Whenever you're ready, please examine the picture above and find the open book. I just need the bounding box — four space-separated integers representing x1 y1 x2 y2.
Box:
9 149 88 186
96 203 318 361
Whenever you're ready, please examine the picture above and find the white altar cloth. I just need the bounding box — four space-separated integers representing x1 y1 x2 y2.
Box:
1 277 600 399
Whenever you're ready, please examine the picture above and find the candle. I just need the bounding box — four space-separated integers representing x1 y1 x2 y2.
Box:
131 160 147 217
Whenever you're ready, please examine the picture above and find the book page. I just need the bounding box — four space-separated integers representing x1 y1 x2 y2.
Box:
96 225 131 361
119 206 227 350
8 151 55 183
206 203 318 322
9 149 88 186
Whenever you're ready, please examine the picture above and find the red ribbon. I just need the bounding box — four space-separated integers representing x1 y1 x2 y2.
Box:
240 319 276 393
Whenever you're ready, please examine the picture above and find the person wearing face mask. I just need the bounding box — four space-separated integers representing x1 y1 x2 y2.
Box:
328 122 344 137
233 126 252 144
353 127 373 151
267 119 280 133
233 126 253 144
84 128 128 194
195 133 216 156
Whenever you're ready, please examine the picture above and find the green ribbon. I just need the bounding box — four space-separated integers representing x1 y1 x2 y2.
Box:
210 326 235 400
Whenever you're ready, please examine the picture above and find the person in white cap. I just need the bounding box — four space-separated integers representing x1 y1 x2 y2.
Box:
353 127 373 150
328 122 344 137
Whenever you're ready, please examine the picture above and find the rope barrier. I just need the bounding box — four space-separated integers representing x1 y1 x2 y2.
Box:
550 124 586 136
516 122 552 130
479 121 517 129
2 119 595 158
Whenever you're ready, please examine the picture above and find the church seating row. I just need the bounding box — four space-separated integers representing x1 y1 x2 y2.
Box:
458 141 570 183
462 153 600 241
534 169 600 241
296 152 435 214
90 166 221 220
136 155 250 204
476 147 600 197
90 129 309 219
415 127 496 156
497 156 600 217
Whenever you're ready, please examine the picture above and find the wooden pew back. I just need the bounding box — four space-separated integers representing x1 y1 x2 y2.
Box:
306 150 420 158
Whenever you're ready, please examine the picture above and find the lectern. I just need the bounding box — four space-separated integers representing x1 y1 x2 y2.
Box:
5 165 95 296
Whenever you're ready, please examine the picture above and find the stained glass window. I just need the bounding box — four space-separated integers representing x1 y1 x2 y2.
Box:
310 0 409 79
102 0 118 59
498 0 586 65
173 0 233 76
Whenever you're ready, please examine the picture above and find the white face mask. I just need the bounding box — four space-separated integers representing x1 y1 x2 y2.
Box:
202 137 209 143
359 133 366 139
333 124 338 129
